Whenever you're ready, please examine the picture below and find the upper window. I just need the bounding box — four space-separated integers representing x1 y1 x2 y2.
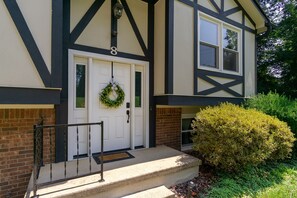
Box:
223 28 239 72
200 19 219 68
199 15 241 74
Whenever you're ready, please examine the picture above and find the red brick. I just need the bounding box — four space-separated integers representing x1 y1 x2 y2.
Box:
2 127 18 132
0 108 55 197
0 182 8 187
156 108 182 150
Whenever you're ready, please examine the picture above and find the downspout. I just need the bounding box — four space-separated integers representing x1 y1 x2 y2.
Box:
256 21 273 39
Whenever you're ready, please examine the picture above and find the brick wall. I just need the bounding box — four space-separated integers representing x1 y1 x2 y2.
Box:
0 109 55 198
156 108 181 150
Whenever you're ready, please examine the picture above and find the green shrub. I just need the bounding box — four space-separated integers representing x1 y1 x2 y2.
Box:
192 103 295 171
244 92 297 157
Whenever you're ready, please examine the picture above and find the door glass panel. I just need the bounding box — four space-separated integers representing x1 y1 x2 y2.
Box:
135 71 142 108
76 64 86 108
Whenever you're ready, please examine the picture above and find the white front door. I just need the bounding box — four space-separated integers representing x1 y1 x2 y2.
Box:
68 54 148 160
90 60 131 152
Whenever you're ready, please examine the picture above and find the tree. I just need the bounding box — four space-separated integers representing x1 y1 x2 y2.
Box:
257 0 297 98
274 3 297 97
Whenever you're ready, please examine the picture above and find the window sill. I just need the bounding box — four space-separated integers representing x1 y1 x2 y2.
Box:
198 66 242 76
181 144 193 152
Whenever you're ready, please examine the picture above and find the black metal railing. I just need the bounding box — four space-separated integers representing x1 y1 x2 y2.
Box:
32 121 104 198
33 120 44 175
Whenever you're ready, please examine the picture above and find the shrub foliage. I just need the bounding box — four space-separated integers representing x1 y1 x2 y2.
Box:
244 92 297 156
192 103 295 171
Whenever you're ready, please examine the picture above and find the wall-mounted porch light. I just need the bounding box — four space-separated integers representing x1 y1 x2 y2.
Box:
113 0 124 19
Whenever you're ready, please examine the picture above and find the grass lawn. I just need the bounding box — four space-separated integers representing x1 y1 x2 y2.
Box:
204 159 297 198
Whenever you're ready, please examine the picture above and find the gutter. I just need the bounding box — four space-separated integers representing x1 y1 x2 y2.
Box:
252 0 272 37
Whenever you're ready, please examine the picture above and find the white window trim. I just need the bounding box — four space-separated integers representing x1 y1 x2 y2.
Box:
198 12 242 76
181 114 195 151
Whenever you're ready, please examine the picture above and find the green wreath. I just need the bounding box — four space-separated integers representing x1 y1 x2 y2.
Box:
99 83 125 108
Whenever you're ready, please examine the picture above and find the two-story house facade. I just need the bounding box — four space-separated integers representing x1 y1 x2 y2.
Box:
0 0 269 197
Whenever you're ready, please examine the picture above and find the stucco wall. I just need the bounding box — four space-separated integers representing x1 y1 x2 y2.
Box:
198 0 219 13
75 0 111 50
154 0 165 95
156 0 258 98
17 0 52 72
73 0 148 56
117 0 147 56
245 31 256 97
173 0 194 95
0 1 51 88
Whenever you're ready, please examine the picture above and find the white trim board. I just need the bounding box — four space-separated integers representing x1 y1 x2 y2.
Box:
68 50 150 159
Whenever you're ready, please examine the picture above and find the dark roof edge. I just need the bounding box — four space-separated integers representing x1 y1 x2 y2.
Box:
251 0 271 26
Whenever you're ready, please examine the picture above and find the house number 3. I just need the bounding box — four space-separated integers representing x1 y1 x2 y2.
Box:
110 46 118 56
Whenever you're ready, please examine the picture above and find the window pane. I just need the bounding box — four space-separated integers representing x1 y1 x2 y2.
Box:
200 44 218 68
223 50 238 72
135 71 141 107
223 28 238 51
182 132 193 145
182 118 194 131
200 19 218 45
76 64 86 108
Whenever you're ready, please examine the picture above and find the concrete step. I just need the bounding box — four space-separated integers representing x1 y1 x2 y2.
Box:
122 186 175 198
26 146 201 198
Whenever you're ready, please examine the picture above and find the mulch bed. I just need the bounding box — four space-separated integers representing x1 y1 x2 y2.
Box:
169 151 217 198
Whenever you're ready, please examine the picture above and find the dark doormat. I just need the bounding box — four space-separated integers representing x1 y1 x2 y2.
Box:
93 151 134 164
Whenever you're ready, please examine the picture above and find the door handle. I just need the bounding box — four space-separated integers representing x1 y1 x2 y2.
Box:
126 110 130 123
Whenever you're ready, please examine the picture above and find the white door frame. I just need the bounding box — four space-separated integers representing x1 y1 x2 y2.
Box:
68 49 150 159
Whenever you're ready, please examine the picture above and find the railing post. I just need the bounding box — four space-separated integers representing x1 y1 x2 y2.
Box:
99 121 104 182
40 120 44 167
32 125 38 198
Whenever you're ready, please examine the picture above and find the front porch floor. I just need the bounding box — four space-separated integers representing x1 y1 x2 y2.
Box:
26 146 201 198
